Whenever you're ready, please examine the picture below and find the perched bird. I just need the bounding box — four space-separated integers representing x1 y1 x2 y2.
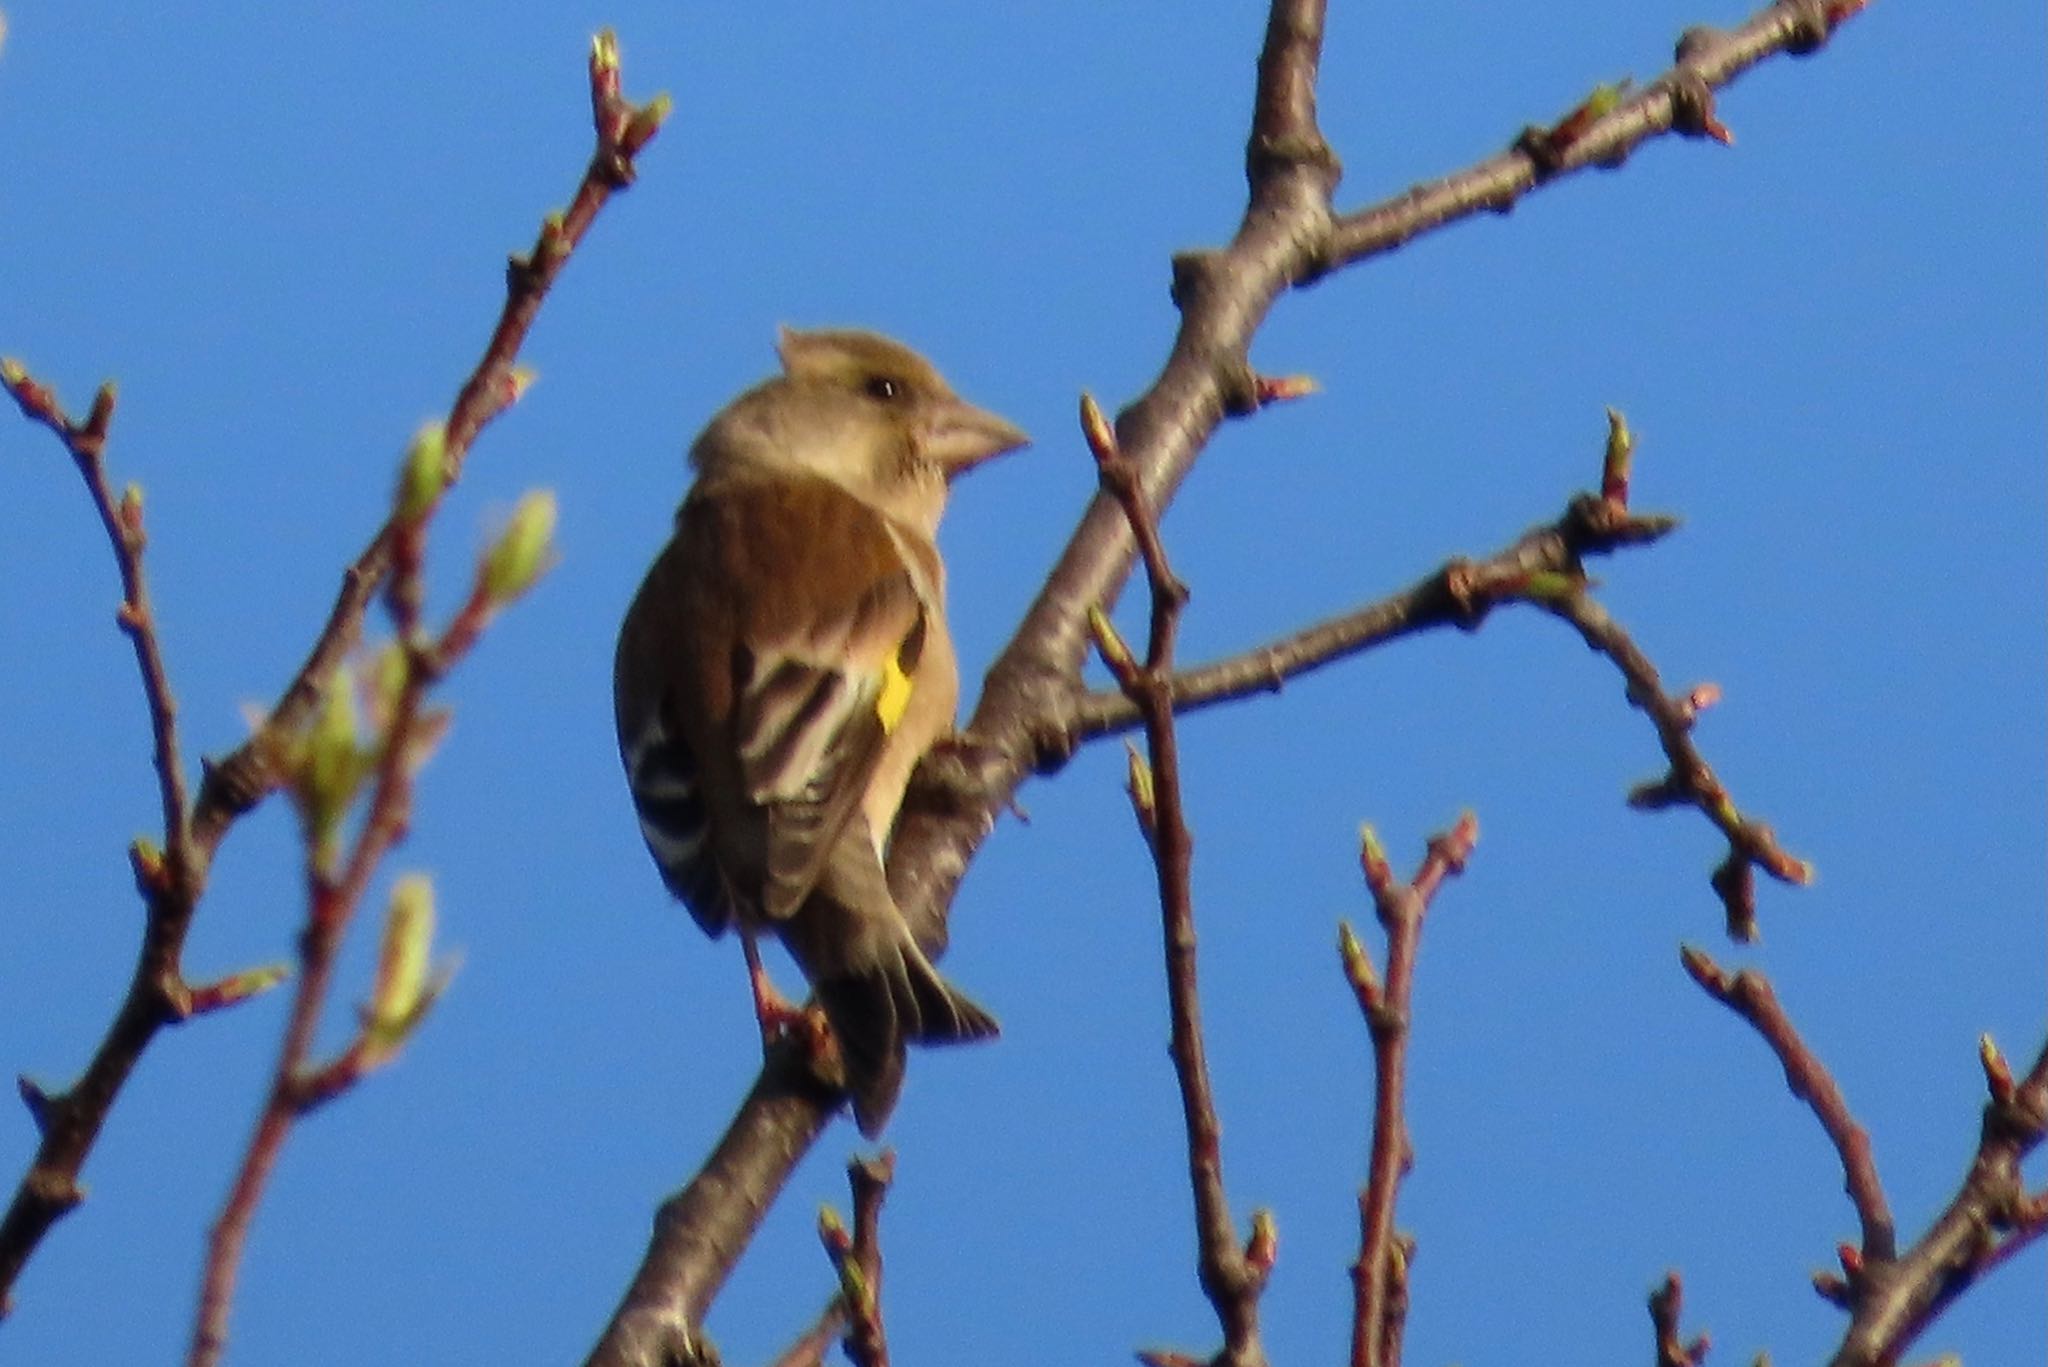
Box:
615 327 1026 1136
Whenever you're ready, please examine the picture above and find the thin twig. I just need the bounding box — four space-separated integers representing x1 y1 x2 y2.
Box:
0 368 227 1310
1060 490 1676 748
1086 392 1269 1367
0 32 664 1315
188 489 540 1364
1321 0 1873 273
1683 944 2048 1365
1068 412 1799 944
818 1153 895 1367
186 30 667 861
586 4 1877 1357
1344 814 1477 1367
1537 586 1809 942
1648 1271 1711 1367
1681 949 1895 1259
764 1299 848 1367
0 377 194 853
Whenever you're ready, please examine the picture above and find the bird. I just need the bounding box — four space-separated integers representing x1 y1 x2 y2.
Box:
614 326 1026 1137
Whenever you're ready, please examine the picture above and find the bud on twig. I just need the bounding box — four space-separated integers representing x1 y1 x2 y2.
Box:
621 93 673 156
1124 741 1157 841
1338 920 1381 1010
481 490 559 605
1358 823 1393 894
1253 373 1319 406
1089 604 1137 682
187 964 293 1017
395 423 449 522
295 665 373 857
1078 391 1117 464
1601 406 1634 506
363 875 451 1065
1979 1033 2014 1105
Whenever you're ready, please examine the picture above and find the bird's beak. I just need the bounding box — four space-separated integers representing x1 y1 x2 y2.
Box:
920 398 1030 479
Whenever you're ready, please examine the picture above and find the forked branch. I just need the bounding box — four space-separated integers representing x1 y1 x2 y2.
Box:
1684 948 2048 1366
1343 814 1478 1367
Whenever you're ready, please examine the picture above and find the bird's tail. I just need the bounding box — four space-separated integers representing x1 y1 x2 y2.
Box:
814 932 998 1138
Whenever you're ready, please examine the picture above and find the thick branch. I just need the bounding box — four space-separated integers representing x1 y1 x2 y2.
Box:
585 4 1876 1356
588 1048 837 1366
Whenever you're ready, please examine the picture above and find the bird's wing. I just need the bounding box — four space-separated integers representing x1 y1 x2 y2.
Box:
615 567 735 939
726 487 930 924
619 474 931 933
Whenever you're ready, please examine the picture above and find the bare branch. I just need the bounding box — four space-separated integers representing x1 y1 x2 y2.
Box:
585 4 1879 1355
1345 815 1478 1367
1825 1033 2048 1367
1682 949 1894 1258
1537 586 1810 942
1683 947 2048 1365
818 1152 895 1367
0 366 215 1309
1060 490 1677 748
1322 1 1873 273
1087 392 1272 1367
1068 409 1798 943
1648 1271 1711 1367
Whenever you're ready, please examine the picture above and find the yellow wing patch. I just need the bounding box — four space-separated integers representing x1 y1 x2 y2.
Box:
875 651 914 734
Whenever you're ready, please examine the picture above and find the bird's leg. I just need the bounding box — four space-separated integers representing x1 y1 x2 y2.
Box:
740 928 806 1047
739 929 844 1089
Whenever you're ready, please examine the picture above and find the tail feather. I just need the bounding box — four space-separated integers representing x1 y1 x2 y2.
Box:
815 939 998 1138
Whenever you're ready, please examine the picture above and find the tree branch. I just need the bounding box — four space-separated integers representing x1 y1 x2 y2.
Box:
818 1152 895 1367
1321 0 1872 274
1647 1271 1710 1367
1059 484 1675 748
0 29 665 1318
187 29 668 863
1681 949 1895 1259
0 367 225 1311
1344 814 1478 1367
584 4 1878 1357
1683 947 2048 1366
187 478 553 1367
1085 393 1272 1367
1825 1033 2048 1367
1535 581 1811 943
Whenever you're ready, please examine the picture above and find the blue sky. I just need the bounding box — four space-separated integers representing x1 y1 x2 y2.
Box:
1 4 2042 1365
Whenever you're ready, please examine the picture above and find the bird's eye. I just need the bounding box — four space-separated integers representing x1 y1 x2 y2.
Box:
863 375 901 403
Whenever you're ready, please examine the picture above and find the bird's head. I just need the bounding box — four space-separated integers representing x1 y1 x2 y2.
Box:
692 327 1029 534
